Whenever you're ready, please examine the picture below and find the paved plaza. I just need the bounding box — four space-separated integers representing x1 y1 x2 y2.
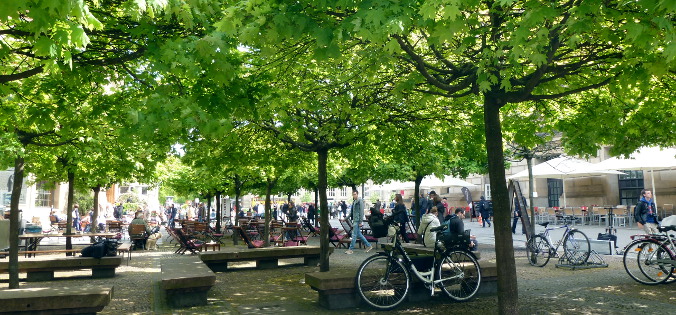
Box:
1 219 674 314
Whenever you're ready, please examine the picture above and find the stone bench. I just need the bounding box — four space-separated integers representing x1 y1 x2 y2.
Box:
0 256 123 282
200 245 333 272
305 261 497 309
160 259 216 308
0 285 113 314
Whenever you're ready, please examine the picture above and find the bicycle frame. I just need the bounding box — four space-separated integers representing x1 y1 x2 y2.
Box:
539 224 576 254
384 224 466 293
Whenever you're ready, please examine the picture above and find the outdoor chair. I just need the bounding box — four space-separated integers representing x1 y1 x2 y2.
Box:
174 228 204 255
129 224 148 250
301 217 320 237
234 226 264 248
328 227 350 248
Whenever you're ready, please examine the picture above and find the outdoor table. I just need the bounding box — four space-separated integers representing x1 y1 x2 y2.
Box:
19 232 117 257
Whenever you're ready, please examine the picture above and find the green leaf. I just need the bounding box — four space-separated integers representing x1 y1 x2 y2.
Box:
34 37 56 57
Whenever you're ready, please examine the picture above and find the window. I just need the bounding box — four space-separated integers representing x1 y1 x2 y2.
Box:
34 181 51 207
547 179 563 207
340 187 347 197
484 184 492 200
142 187 148 195
328 189 335 197
618 170 644 206
119 186 130 194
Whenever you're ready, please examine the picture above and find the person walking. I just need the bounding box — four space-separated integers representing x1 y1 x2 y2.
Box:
346 190 373 254
634 189 659 234
72 204 81 232
512 197 524 234
340 201 347 219
307 203 316 226
478 196 492 228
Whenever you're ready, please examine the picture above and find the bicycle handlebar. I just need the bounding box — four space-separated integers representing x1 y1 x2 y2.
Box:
657 225 676 233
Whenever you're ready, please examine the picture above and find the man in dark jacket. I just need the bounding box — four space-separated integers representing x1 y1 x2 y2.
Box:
634 189 659 234
478 196 492 228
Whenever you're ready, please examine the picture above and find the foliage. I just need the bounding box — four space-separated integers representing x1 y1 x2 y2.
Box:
73 188 93 214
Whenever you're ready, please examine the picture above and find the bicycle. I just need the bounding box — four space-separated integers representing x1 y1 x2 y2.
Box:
355 221 481 310
526 222 591 267
622 225 676 285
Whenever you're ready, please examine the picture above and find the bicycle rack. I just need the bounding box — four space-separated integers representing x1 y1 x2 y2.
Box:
556 249 608 270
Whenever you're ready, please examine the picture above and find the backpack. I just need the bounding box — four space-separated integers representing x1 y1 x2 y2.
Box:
81 239 119 258
439 217 471 250
368 211 389 238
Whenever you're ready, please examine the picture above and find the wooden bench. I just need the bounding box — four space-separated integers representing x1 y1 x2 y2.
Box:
117 242 132 264
0 256 123 282
0 285 113 314
160 258 216 307
199 245 333 272
305 261 497 309
0 249 83 257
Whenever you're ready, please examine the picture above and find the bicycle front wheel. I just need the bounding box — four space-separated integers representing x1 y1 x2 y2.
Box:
437 250 481 301
623 240 675 285
563 230 590 265
526 235 552 267
356 254 410 310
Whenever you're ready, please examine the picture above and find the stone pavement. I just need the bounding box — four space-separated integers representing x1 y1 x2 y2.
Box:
1 220 674 314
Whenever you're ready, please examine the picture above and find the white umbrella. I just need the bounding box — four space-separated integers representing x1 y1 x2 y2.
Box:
377 176 475 191
508 157 624 207
592 147 676 204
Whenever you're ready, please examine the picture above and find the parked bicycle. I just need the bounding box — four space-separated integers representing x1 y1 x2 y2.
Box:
526 222 591 267
355 221 481 310
623 225 676 285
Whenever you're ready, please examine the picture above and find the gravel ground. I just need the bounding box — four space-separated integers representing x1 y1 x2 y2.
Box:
2 228 674 315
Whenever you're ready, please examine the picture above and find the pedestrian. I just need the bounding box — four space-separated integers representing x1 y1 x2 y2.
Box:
345 190 373 254
512 197 524 234
391 194 410 243
634 189 659 234
418 192 429 223
340 201 347 219
168 203 177 229
307 203 316 226
428 191 446 222
72 204 81 232
478 196 492 228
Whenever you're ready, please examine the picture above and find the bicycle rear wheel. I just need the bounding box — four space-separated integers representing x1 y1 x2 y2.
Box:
563 230 590 265
526 235 552 267
437 250 481 301
356 254 410 310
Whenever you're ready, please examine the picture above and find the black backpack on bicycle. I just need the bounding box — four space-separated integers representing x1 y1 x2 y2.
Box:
440 217 471 250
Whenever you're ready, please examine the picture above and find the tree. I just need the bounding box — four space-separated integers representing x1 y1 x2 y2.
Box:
217 1 676 312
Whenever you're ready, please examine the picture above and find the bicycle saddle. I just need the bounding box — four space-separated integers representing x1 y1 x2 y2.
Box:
538 222 550 228
657 225 676 233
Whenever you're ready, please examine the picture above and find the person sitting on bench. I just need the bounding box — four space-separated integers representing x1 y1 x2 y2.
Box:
130 211 162 250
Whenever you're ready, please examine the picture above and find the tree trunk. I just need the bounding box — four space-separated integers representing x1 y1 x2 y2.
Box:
264 179 272 247
65 170 75 256
216 191 222 233
92 186 101 233
317 148 330 272
206 195 212 227
413 174 424 229
527 156 536 235
234 178 242 245
484 95 518 314
8 156 24 289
